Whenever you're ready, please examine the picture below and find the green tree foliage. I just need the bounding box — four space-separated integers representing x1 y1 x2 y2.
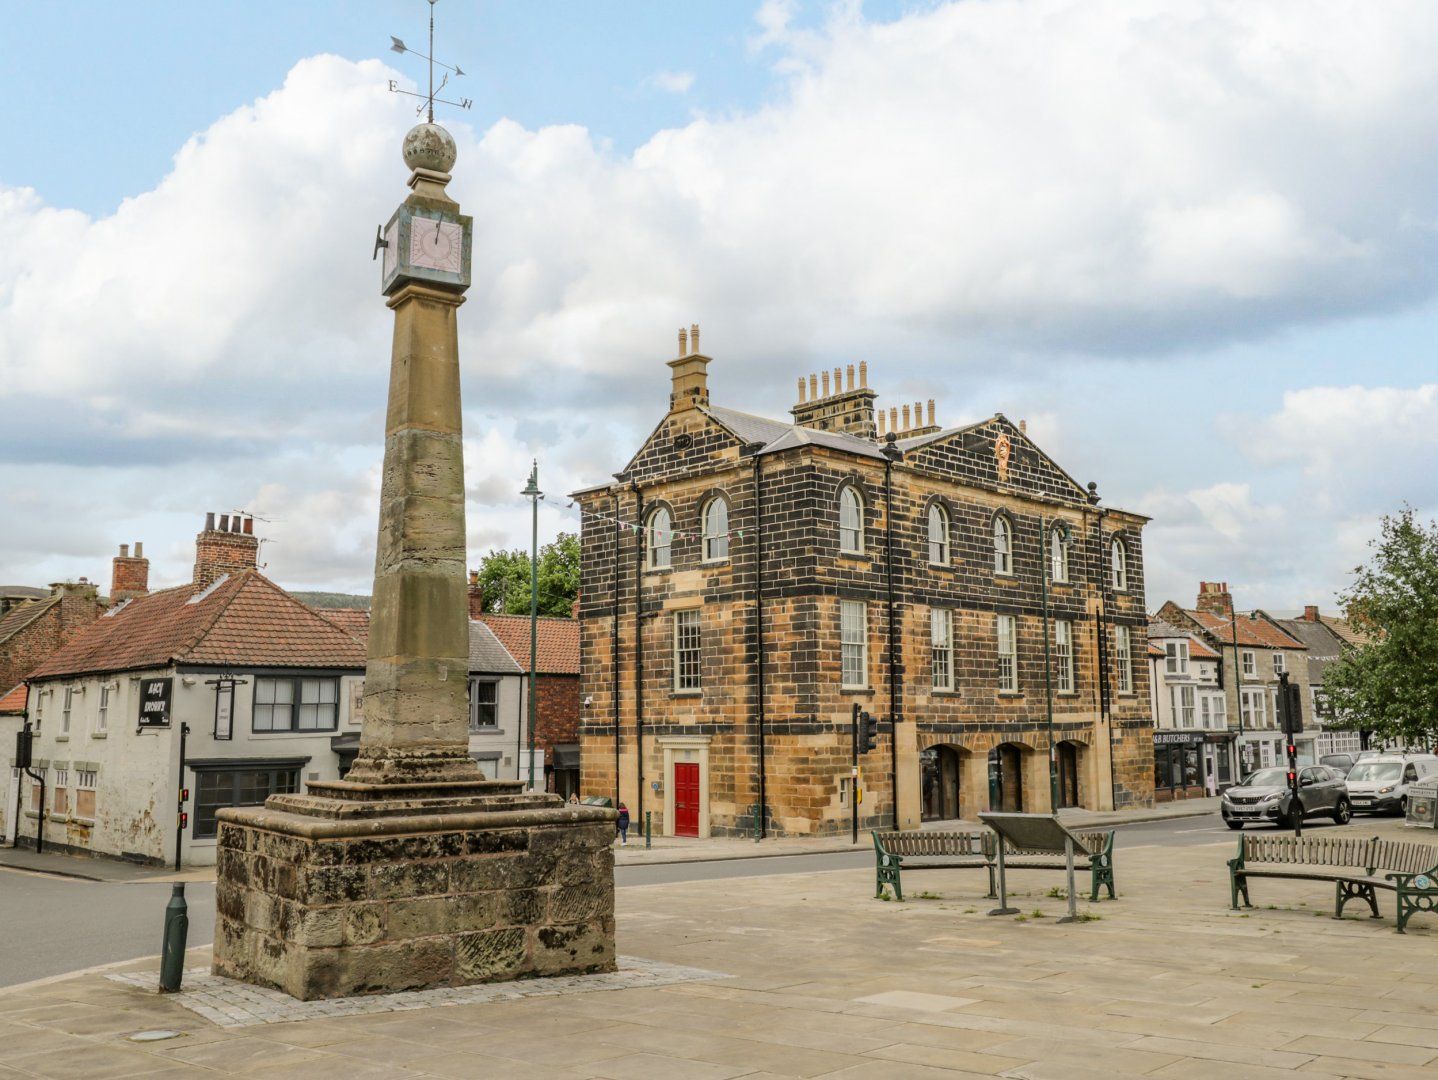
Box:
474 532 580 617
1325 508 1438 747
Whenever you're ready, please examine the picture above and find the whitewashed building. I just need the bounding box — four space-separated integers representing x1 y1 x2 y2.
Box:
1147 618 1228 798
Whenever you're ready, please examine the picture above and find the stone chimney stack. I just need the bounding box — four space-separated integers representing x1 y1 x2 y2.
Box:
194 511 259 588
667 323 710 414
1195 581 1234 619
468 570 487 619
1303 604 1320 621
790 362 878 438
110 542 150 602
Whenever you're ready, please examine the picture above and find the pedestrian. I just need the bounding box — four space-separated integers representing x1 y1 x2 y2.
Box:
567 792 579 805
616 802 630 845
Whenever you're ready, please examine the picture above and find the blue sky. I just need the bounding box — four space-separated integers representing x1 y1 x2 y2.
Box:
3 0 1438 612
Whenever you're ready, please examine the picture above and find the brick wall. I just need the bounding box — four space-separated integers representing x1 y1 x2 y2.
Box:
0 587 101 694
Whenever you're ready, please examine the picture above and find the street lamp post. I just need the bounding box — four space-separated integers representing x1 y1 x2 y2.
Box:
1041 517 1071 812
521 461 542 791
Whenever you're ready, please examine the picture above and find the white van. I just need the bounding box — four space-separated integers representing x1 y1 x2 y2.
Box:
1345 754 1438 815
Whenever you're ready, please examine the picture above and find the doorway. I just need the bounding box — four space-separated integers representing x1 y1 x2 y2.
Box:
988 744 1024 812
921 745 962 821
673 762 700 837
1055 742 1080 809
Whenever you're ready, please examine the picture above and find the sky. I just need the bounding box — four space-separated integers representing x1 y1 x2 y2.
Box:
3 0 1438 614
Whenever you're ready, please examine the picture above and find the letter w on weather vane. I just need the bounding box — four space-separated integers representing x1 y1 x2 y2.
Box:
387 0 473 123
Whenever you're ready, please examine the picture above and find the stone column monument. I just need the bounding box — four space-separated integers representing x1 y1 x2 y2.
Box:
212 123 617 1001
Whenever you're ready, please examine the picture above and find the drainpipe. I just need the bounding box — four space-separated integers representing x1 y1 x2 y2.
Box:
1090 489 1116 810
882 435 903 828
751 450 768 839
632 483 645 829
20 716 44 854
611 490 621 806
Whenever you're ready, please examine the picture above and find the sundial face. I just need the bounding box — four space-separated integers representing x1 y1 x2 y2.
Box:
409 218 464 273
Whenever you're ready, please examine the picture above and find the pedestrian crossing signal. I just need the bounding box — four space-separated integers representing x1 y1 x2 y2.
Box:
859 711 880 754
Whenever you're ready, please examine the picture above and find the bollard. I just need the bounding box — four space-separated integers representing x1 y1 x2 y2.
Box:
645 810 652 849
158 883 189 993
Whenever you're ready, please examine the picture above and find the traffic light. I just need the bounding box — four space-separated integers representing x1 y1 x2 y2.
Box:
14 727 32 771
1277 673 1304 737
858 711 880 754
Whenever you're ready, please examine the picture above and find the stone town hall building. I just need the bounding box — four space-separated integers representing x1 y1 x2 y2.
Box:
575 328 1153 837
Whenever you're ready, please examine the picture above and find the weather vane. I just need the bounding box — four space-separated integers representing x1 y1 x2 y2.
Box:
387 0 471 123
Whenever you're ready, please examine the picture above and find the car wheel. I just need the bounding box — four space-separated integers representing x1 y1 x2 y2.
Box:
1397 796 1407 818
1333 798 1351 825
1225 819 1244 831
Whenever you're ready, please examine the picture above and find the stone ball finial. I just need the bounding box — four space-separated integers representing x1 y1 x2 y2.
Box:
403 123 457 174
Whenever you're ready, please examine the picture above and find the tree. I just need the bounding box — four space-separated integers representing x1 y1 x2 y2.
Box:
474 532 580 617
1324 508 1438 748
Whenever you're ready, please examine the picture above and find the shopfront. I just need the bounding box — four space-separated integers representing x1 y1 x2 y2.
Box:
1153 731 1206 800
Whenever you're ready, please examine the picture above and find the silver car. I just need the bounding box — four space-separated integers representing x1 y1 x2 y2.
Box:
1221 765 1351 830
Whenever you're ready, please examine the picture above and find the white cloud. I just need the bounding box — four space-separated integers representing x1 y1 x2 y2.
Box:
6 2 1438 594
646 70 695 95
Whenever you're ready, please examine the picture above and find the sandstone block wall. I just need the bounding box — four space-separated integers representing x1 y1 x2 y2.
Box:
214 818 615 1000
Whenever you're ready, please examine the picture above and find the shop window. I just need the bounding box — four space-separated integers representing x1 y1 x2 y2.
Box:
193 766 300 840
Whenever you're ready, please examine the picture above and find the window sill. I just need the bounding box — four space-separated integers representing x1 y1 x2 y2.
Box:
469 728 506 737
700 558 730 567
926 562 953 572
837 552 869 562
90 731 108 739
840 686 871 694
70 816 96 827
993 572 1016 582
997 691 1024 699
1057 691 1080 698
931 688 960 697
47 813 70 823
671 690 703 698
644 566 673 575
55 735 69 742
250 730 341 737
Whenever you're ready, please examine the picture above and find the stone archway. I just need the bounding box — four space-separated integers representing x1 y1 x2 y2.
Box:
988 743 1027 812
920 744 964 821
1055 741 1082 809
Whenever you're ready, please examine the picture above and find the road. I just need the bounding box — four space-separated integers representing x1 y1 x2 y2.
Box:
1 807 1360 989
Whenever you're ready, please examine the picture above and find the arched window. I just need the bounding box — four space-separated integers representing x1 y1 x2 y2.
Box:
838 485 865 554
1049 527 1069 583
702 497 730 561
1110 537 1127 591
646 506 672 569
993 515 1012 575
927 503 950 565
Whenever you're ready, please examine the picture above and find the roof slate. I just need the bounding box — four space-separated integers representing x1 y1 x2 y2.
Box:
1268 617 1346 681
28 571 366 680
469 620 522 674
0 595 58 646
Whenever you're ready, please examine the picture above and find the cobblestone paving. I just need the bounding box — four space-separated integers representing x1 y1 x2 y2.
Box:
106 957 727 1029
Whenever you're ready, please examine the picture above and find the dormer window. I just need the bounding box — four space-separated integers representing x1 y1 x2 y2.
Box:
646 506 673 569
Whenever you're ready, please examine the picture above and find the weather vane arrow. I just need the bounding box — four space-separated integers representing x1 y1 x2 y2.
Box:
386 0 472 122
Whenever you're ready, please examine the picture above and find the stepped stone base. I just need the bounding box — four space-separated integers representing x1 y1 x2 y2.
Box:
212 781 617 1001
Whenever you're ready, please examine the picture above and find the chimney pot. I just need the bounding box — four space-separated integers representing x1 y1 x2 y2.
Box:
690 324 700 355
134 541 143 558
890 406 898 431
902 404 911 430
877 412 886 436
846 364 855 391
821 371 830 397
797 377 806 404
859 361 868 388
928 399 935 426
194 514 259 587
205 511 216 532
833 367 842 394
119 543 129 558
1019 419 1027 434
468 571 486 619
677 327 687 357
218 513 230 532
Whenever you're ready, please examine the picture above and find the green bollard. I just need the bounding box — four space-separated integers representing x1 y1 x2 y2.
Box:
645 810 652 849
159 883 189 993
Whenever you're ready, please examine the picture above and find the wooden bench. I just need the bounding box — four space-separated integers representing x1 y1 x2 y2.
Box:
872 829 1116 903
1228 834 1438 932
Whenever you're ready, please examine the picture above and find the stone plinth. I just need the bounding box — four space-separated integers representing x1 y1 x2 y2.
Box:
213 782 617 1001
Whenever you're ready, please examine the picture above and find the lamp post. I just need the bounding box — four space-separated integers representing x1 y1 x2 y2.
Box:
1041 517 1071 812
521 461 542 791
1230 605 1245 782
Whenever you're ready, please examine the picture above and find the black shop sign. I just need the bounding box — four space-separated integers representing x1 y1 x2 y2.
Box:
1153 731 1203 747
138 677 173 728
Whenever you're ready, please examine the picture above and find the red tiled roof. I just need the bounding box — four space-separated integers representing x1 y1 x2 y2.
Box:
1183 609 1306 650
479 614 579 675
1147 642 1165 658
317 608 371 637
27 570 365 680
1188 637 1220 660
0 683 26 714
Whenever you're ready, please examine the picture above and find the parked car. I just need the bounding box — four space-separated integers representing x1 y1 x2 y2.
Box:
1221 765 1351 830
1319 753 1357 776
1345 754 1438 816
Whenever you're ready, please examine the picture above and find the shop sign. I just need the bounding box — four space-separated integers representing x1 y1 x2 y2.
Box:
1153 731 1203 746
138 677 173 728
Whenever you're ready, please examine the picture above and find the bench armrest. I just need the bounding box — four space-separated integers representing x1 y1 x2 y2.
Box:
1228 836 1246 873
1387 863 1438 889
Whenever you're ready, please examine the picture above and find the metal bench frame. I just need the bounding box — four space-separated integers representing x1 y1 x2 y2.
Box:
872 829 1116 903
1228 834 1438 932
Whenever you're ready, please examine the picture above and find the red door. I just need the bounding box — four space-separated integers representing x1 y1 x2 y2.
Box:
674 763 700 837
